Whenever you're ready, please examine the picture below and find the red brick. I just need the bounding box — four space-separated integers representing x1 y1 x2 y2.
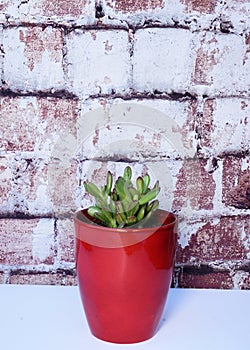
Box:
64 274 77 286
56 219 75 263
9 272 61 285
40 0 90 16
173 158 216 211
0 219 33 265
19 26 62 71
199 99 216 148
106 0 164 13
228 170 250 209
193 34 219 85
239 275 250 290
0 272 5 284
178 270 233 289
0 97 78 152
0 219 54 265
222 156 250 209
176 216 249 263
48 158 78 216
9 270 77 285
180 0 217 14
222 156 242 205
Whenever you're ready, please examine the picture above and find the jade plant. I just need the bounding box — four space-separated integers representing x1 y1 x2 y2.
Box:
83 166 160 228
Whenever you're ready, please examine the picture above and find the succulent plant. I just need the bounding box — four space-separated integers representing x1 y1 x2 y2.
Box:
83 166 160 228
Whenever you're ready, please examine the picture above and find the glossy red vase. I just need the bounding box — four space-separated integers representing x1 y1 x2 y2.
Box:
74 209 177 344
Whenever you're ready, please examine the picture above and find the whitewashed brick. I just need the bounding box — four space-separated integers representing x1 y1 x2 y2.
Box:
222 0 250 34
0 218 54 265
1 0 250 289
66 29 131 96
0 96 79 216
102 0 186 27
0 154 12 213
78 97 197 160
201 98 250 156
28 0 94 19
0 96 78 154
0 0 95 25
193 32 250 96
133 28 195 93
102 0 223 30
3 26 64 91
56 219 75 263
1 0 250 33
11 155 53 216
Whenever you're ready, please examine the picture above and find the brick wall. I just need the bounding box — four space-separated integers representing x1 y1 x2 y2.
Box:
0 0 249 289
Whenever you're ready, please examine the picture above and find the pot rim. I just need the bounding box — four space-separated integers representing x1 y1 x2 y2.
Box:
74 208 177 233
74 208 178 248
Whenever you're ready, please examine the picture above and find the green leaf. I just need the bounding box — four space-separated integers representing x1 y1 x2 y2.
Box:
84 166 161 228
126 216 137 226
111 190 118 201
136 177 143 195
128 186 139 201
84 181 103 200
115 213 125 227
139 187 159 206
136 204 146 222
109 198 116 213
115 176 126 200
152 180 160 192
87 205 102 218
146 199 159 214
127 201 139 217
87 206 116 228
142 174 150 194
123 166 132 181
106 171 113 195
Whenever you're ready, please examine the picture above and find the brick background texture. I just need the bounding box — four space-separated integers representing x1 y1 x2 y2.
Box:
0 0 249 289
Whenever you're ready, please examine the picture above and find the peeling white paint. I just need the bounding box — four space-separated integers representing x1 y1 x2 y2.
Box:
3 27 64 92
32 219 54 262
242 157 250 171
178 220 204 249
29 184 53 215
211 99 250 155
231 271 249 290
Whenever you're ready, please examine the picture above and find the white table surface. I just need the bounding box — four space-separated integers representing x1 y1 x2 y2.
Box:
0 284 249 350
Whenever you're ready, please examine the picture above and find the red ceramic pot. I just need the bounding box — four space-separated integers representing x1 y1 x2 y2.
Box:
74 209 177 344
